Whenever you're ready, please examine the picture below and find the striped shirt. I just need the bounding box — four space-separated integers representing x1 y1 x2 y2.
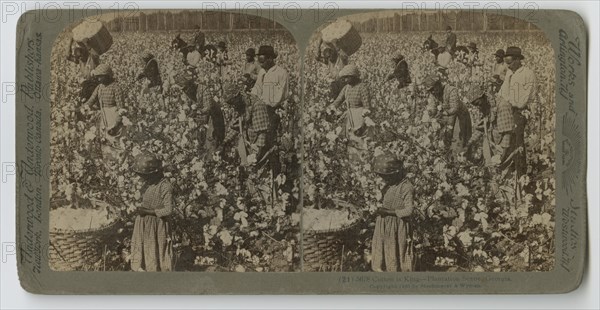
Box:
142 179 174 218
383 180 414 218
87 83 121 108
333 83 371 109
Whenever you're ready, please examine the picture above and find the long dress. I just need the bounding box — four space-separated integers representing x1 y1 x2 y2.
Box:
371 180 415 272
131 178 174 272
332 83 371 162
87 83 121 135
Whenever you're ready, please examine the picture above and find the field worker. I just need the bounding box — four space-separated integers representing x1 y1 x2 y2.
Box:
216 41 230 65
371 152 415 272
224 82 276 171
137 51 163 92
85 64 124 141
445 26 457 56
464 42 482 67
498 46 536 177
215 41 231 78
66 37 100 101
422 73 472 159
193 27 206 51
252 45 289 109
330 64 371 162
195 80 225 161
317 37 349 99
491 49 508 93
130 152 174 272
387 54 412 90
436 45 452 77
242 48 261 92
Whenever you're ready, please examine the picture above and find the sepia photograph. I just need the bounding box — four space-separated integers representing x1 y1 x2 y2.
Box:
11 2 592 296
302 10 556 272
49 10 301 272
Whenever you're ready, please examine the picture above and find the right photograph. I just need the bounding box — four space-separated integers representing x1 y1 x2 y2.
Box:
302 11 556 272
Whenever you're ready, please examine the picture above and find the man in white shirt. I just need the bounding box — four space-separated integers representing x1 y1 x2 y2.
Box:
252 45 289 109
436 45 452 78
250 45 289 175
498 46 536 177
436 45 452 68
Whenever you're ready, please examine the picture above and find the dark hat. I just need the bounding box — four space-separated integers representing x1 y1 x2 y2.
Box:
494 49 505 57
446 26 452 31
222 82 241 103
141 51 154 61
468 42 477 49
218 41 226 49
257 45 277 59
505 46 524 59
133 152 162 175
245 48 256 56
421 73 440 90
392 54 404 62
373 152 404 175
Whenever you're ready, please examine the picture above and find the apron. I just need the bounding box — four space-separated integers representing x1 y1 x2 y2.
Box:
343 86 368 162
96 85 124 166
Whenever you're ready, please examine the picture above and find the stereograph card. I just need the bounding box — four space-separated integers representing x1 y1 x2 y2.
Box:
15 6 587 294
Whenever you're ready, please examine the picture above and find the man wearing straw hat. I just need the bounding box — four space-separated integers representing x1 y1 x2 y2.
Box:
498 46 536 177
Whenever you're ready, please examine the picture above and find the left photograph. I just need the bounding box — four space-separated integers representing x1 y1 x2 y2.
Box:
49 10 301 272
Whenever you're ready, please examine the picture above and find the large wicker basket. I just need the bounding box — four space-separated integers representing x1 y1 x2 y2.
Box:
49 199 121 271
303 201 359 272
321 20 363 57
72 21 113 55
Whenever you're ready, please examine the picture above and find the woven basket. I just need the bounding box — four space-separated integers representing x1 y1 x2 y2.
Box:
303 202 359 272
72 21 113 55
321 20 362 57
49 200 121 271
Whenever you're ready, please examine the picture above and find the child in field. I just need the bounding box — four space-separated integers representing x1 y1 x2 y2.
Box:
371 152 415 272
130 152 174 272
